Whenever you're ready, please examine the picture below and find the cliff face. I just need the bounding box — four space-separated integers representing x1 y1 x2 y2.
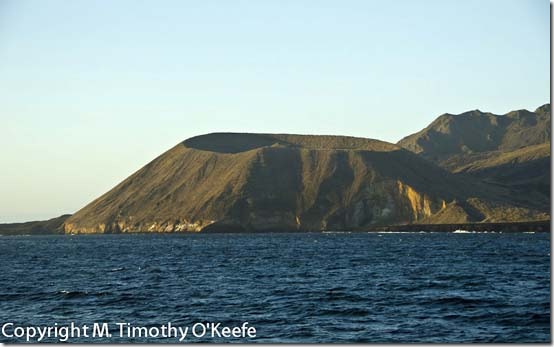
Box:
63 133 547 234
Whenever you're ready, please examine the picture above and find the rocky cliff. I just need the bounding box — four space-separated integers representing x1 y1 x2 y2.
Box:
63 133 548 234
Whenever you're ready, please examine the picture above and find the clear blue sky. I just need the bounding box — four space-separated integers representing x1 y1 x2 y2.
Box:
0 0 549 222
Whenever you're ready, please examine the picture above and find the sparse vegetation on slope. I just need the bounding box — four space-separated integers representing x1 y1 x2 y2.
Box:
398 104 551 212
63 132 548 234
0 215 70 235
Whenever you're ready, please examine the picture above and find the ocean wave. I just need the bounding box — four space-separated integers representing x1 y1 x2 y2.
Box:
374 231 433 234
453 230 501 233
423 296 497 307
0 232 549 343
57 290 111 298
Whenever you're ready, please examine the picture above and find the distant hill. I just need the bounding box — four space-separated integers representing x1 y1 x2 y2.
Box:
62 133 548 234
398 104 550 161
0 215 69 235
398 104 551 208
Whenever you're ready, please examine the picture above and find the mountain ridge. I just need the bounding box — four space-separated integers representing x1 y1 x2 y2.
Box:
397 104 550 160
397 103 550 210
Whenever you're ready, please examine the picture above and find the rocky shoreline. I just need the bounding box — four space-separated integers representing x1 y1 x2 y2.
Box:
0 216 549 235
363 220 550 233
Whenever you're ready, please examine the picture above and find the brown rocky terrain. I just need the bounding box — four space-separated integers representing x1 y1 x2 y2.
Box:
61 133 548 234
397 104 550 161
398 104 551 209
0 215 69 235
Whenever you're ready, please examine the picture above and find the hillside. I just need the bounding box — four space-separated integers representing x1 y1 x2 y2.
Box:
398 104 551 208
0 215 69 235
397 104 550 162
62 133 548 234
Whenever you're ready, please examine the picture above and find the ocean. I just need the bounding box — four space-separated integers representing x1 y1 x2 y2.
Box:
0 232 550 343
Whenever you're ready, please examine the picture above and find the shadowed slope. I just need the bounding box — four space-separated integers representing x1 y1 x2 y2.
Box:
398 105 550 161
0 215 70 235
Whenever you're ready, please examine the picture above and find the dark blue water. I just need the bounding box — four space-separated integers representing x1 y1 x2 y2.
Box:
0 232 550 343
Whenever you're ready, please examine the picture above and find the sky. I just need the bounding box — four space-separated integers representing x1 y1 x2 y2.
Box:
0 0 550 222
